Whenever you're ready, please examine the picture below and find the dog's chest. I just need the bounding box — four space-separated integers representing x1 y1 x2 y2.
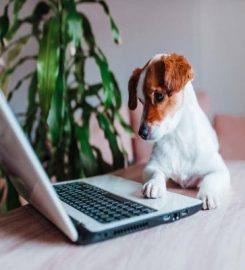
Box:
153 131 200 186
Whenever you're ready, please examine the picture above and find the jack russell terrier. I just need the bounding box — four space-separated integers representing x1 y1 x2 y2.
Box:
128 53 230 210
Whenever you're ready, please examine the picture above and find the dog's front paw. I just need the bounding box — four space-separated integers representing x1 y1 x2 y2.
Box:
142 179 166 198
197 189 220 210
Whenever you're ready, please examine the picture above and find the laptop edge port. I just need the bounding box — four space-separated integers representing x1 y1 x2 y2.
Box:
172 212 180 221
162 214 171 222
180 209 188 217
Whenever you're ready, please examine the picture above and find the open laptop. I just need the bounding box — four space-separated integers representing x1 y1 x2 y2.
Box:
0 91 202 244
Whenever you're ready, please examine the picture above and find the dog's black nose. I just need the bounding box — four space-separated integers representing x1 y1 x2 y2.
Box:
138 123 150 140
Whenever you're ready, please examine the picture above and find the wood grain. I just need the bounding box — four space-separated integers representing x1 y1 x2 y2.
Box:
0 161 245 270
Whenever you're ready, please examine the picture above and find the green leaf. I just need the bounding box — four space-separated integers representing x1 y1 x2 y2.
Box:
92 46 113 107
109 18 121 45
79 0 121 44
115 111 133 134
12 0 27 21
6 1 51 40
23 72 38 138
87 83 103 96
79 12 95 48
7 72 33 101
0 55 36 94
33 119 49 170
6 0 27 40
0 171 8 213
74 46 86 97
96 0 121 44
77 13 114 107
0 5 9 40
37 17 60 118
6 177 20 211
68 121 83 179
93 146 112 173
32 2 51 35
48 144 66 181
97 113 124 169
47 70 65 145
65 1 83 47
75 119 99 176
63 97 72 136
68 151 82 180
6 35 31 64
110 71 122 109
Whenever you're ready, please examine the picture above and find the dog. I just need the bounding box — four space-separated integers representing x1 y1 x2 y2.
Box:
128 53 230 210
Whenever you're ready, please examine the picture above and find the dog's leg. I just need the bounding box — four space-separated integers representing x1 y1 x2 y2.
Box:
142 163 167 198
197 161 230 210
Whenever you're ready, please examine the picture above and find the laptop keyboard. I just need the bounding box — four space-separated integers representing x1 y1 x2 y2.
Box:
54 182 156 224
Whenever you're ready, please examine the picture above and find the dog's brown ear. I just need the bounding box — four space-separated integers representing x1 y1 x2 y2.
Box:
162 53 194 94
128 68 142 110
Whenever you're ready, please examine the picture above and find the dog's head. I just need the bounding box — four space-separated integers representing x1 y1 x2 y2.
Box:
128 53 194 141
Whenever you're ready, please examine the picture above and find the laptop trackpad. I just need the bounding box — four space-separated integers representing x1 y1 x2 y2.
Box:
82 175 199 211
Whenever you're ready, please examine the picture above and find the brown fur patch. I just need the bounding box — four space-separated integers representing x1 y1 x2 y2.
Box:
163 53 194 93
144 93 180 124
142 53 192 124
128 68 142 110
128 60 151 110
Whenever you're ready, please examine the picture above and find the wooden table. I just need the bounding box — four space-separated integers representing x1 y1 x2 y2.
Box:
0 161 245 270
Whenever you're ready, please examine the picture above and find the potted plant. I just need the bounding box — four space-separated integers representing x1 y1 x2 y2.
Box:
0 0 131 212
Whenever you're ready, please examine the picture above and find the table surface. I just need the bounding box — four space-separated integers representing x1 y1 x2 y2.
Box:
0 161 245 270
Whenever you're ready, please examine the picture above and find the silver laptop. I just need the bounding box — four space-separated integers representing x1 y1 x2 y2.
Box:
0 91 202 244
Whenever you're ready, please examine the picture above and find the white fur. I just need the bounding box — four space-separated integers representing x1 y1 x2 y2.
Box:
137 54 167 104
137 67 146 103
149 91 184 141
142 81 230 210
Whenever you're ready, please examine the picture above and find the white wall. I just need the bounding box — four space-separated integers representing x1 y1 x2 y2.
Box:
4 0 245 115
199 0 245 115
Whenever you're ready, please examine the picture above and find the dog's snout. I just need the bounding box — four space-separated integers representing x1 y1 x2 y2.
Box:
138 123 150 140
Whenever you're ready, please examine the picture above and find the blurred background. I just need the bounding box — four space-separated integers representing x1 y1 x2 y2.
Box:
3 0 245 116
1 0 245 212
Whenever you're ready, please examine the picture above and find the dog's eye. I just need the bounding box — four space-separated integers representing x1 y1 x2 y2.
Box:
154 92 165 103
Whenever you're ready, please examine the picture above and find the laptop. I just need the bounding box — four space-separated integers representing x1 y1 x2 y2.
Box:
0 91 202 244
